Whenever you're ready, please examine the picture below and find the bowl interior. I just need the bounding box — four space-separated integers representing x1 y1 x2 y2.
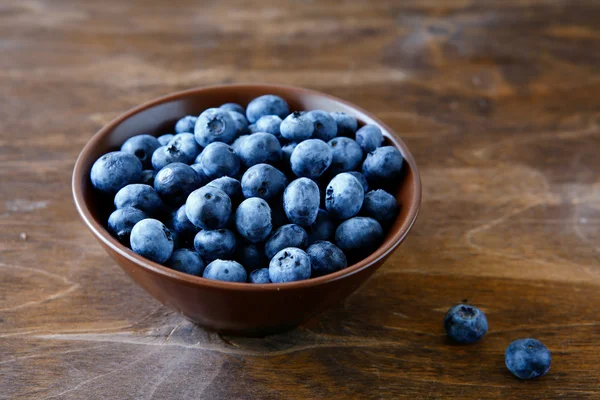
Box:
73 84 421 289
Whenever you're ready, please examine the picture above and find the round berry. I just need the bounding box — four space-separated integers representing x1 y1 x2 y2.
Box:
356 124 384 153
121 134 161 169
167 249 204 276
194 229 237 262
306 110 337 141
186 186 232 230
194 108 237 147
91 151 142 195
246 95 289 123
283 178 320 226
290 139 332 179
444 304 488 344
130 218 174 263
241 164 287 201
268 247 311 283
362 146 404 186
307 241 347 277
203 260 247 283
154 162 201 207
235 198 273 243
197 142 240 179
325 173 364 220
280 111 314 141
505 339 552 380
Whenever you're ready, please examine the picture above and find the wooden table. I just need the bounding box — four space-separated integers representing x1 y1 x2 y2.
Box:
1 0 599 398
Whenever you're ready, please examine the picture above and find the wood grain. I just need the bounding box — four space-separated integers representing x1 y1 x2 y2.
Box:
1 0 599 398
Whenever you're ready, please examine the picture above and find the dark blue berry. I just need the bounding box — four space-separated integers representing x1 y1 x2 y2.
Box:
290 139 332 179
154 162 201 207
327 137 363 174
356 124 384 153
91 151 142 195
330 112 357 137
114 184 163 215
236 132 282 168
107 207 147 245
280 111 313 141
185 186 232 230
307 241 347 276
219 102 245 115
194 229 236 262
362 146 404 186
175 116 198 134
255 115 282 138
335 217 383 254
283 178 320 226
166 248 205 276
246 95 289 123
269 247 311 283
130 218 174 263
306 110 337 141
362 189 397 223
235 197 272 243
167 133 201 164
157 134 174 146
121 134 161 169
229 111 250 137
249 268 271 284
265 224 308 259
241 164 287 201
505 338 552 380
203 260 247 282
194 108 237 147
444 304 488 344
197 142 240 179
325 173 364 220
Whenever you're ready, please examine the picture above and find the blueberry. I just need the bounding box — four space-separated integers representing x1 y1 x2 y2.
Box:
203 259 247 283
197 142 240 179
231 135 247 153
283 178 320 226
120 134 161 169
505 338 552 380
362 189 397 223
107 207 147 245
255 115 282 138
154 162 201 207
235 197 272 243
241 164 287 201
140 170 157 186
280 111 314 141
169 205 200 239
335 217 383 254
330 112 357 137
356 124 384 153
246 95 289 123
236 132 282 168
281 142 297 165
219 102 245 115
265 224 308 259
168 133 201 164
194 229 236 262
194 108 237 147
166 248 205 276
229 111 250 137
444 304 488 344
307 209 336 244
185 186 232 230
346 171 369 193
307 241 347 277
151 145 189 170
325 173 364 220
130 218 174 263
206 176 242 205
235 241 268 272
174 115 198 134
306 110 337 141
157 134 174 146
290 139 332 179
268 247 311 283
91 151 142 195
362 146 404 186
189 164 210 186
114 184 163 215
249 268 271 283
327 137 363 174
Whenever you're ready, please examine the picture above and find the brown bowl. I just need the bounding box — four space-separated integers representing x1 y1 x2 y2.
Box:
72 84 421 336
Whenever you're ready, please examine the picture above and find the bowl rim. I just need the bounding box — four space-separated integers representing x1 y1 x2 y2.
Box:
72 83 421 291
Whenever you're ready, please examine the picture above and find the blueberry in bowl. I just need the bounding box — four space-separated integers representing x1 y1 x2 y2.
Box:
72 84 421 335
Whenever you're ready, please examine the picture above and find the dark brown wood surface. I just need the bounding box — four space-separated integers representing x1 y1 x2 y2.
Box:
1 0 599 398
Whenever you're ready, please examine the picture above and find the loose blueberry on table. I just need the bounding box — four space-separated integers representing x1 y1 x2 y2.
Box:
505 338 552 379
444 304 488 344
90 93 404 283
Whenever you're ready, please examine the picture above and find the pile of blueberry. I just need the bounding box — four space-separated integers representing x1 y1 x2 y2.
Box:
444 304 552 380
90 94 404 284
